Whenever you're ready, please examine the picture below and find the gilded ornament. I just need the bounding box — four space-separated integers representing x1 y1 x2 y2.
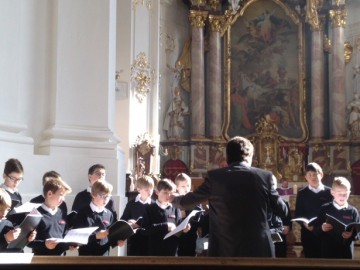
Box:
130 52 155 103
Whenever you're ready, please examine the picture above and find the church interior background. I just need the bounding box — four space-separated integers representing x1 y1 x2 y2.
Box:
139 0 360 197
3 0 360 256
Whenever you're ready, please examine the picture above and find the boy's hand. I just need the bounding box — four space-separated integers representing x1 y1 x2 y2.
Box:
117 240 126 247
167 222 176 232
183 223 191 233
27 230 37 242
282 225 290 235
304 223 314 231
96 230 109 240
321 222 333 232
45 238 58 249
68 245 79 251
5 228 21 242
128 219 140 229
342 230 352 239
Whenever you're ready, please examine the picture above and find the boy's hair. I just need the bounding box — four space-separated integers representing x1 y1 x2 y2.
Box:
91 180 113 196
3 158 24 175
136 175 155 189
42 170 62 185
88 164 106 175
43 178 72 197
305 162 323 175
0 188 11 208
174 173 191 185
332 176 351 191
156 178 176 192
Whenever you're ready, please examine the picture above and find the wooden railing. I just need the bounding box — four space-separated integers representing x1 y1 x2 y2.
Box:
1 256 360 270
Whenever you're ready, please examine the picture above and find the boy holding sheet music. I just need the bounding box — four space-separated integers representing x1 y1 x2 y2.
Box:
72 180 125 256
141 179 190 256
174 173 203 256
120 175 155 256
27 178 75 255
0 188 36 252
313 176 360 259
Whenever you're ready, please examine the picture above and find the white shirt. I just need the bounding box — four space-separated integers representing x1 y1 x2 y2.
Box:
135 194 152 205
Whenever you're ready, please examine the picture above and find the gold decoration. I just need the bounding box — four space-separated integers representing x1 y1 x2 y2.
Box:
132 0 151 11
133 132 155 156
209 15 226 33
324 34 332 53
306 0 323 31
208 0 222 11
329 8 347 28
344 41 353 64
190 0 207 8
189 10 208 29
252 116 282 180
130 52 155 103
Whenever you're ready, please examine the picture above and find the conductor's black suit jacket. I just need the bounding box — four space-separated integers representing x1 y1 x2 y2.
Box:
172 161 288 257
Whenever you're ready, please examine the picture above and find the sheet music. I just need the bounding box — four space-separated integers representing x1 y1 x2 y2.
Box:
164 209 203 240
56 226 98 245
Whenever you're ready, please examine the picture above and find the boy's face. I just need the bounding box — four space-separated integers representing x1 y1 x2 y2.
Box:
92 192 111 208
305 170 323 188
88 168 106 186
176 180 191 195
3 172 23 191
331 186 350 206
137 186 153 201
45 188 65 209
0 206 10 220
156 189 173 205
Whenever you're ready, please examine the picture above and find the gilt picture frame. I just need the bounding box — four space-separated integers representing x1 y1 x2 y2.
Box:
223 0 308 142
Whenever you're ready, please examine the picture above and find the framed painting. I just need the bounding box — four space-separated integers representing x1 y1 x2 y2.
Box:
223 0 308 142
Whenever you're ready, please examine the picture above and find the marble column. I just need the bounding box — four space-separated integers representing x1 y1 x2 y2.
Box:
310 19 325 141
208 15 224 140
329 7 347 139
189 10 208 139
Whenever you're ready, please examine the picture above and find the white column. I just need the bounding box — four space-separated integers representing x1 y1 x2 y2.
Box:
38 0 120 157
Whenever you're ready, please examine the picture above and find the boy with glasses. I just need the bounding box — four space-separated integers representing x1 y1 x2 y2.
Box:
1 158 25 226
71 164 117 220
72 180 125 256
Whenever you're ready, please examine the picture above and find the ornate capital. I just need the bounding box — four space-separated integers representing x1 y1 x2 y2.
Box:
208 0 222 11
130 52 155 103
329 8 347 28
189 10 208 29
208 15 225 33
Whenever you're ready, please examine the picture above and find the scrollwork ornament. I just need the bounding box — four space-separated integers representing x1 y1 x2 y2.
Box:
130 52 155 103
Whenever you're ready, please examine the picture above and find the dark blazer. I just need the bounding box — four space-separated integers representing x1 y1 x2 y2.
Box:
172 161 288 257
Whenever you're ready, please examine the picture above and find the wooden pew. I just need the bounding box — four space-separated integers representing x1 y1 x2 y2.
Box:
1 256 360 270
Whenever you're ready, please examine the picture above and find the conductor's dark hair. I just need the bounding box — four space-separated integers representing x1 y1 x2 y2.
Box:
226 136 254 165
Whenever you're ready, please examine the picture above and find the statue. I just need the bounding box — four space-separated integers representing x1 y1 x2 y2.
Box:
347 93 360 139
163 87 189 140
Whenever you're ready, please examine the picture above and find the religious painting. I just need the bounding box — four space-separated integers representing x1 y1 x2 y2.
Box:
224 0 307 142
